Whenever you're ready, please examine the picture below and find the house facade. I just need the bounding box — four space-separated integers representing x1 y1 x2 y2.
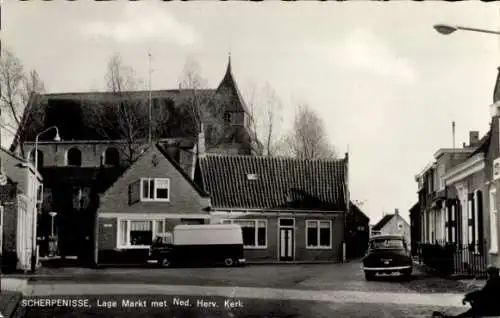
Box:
0 147 42 272
414 133 490 275
370 209 410 246
413 67 500 275
94 144 211 265
10 57 261 261
195 153 349 263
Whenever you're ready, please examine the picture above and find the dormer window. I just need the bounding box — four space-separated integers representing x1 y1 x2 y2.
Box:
247 173 259 180
223 112 232 123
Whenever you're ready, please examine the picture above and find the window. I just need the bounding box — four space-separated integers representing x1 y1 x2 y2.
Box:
222 219 267 248
306 220 332 248
118 219 167 248
104 147 120 166
140 178 170 202
66 148 82 166
370 239 404 250
223 112 232 123
451 204 456 243
438 164 446 191
468 198 474 245
490 189 498 253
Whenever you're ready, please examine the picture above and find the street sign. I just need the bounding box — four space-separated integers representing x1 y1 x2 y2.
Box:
0 174 7 186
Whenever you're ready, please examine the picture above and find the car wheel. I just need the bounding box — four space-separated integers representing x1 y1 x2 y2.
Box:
401 269 412 279
159 257 171 268
364 271 375 281
224 258 234 267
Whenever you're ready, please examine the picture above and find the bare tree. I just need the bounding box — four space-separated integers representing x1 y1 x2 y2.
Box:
83 53 151 164
245 82 283 156
178 57 224 149
280 103 336 160
0 48 46 152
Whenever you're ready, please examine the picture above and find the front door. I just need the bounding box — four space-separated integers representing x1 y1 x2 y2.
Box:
279 218 295 261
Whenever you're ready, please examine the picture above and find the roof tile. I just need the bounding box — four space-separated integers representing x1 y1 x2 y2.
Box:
198 154 348 211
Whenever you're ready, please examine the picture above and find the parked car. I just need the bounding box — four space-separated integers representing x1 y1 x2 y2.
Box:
149 223 246 268
362 234 412 280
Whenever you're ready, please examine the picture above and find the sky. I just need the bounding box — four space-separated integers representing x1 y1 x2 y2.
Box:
3 1 500 224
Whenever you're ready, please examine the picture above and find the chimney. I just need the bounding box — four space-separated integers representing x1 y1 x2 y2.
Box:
452 121 456 148
395 208 399 215
469 131 480 147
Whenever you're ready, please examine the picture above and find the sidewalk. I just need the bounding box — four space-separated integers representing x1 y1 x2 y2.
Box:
412 260 487 290
26 283 466 308
0 290 23 318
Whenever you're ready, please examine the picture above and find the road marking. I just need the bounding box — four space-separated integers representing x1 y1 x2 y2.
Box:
27 283 466 308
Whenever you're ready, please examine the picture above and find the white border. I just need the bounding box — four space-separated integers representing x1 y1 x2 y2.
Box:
140 177 171 202
305 219 332 249
220 218 268 249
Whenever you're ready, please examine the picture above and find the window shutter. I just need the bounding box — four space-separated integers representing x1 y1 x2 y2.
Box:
477 191 483 254
128 180 141 205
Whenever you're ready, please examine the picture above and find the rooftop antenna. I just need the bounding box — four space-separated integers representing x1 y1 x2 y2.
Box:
452 121 456 148
148 52 152 144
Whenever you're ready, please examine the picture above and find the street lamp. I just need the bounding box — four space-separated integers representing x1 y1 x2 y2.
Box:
31 126 60 272
434 24 500 36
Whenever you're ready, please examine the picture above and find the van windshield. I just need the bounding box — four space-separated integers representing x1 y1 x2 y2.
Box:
370 239 404 250
154 234 173 245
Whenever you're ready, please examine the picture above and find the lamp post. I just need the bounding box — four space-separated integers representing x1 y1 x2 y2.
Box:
434 24 500 36
48 211 57 257
31 126 60 272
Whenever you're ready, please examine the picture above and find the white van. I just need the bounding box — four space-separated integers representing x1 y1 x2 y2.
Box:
149 224 246 267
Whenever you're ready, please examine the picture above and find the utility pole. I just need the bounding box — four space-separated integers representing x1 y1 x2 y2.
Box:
148 52 152 144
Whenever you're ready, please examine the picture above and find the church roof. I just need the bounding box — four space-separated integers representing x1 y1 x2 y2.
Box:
215 55 249 113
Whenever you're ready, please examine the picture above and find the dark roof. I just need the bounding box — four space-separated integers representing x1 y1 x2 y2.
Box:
216 56 249 113
10 58 250 151
409 202 420 214
468 129 491 158
372 214 394 231
494 66 500 104
197 154 348 211
350 202 370 222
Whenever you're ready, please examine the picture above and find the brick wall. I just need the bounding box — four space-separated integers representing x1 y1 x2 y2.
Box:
98 147 210 215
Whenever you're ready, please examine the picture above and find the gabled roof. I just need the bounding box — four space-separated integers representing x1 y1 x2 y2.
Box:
100 143 209 198
372 214 394 231
10 89 215 149
215 55 249 114
350 202 370 222
196 153 348 211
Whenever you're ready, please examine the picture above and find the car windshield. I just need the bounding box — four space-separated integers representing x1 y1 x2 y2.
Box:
370 239 404 249
153 234 173 245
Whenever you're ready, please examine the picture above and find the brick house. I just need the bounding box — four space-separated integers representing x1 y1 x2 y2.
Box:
370 209 410 246
195 153 349 263
0 147 42 272
9 57 261 260
413 66 500 275
94 144 211 265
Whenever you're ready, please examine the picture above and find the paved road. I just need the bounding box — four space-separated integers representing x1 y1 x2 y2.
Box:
28 261 472 294
5 261 477 317
20 294 466 318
